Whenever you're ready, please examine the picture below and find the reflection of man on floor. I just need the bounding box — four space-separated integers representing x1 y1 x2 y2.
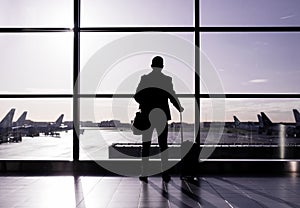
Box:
134 56 184 183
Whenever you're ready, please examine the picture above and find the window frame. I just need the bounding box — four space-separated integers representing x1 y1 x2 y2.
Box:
0 0 299 162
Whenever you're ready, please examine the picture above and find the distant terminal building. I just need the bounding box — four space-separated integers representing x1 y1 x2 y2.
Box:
98 120 131 129
99 120 121 127
169 122 192 129
203 122 234 129
80 121 98 127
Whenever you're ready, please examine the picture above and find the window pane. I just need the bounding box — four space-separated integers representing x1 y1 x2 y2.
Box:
201 98 300 159
80 32 194 94
0 99 72 160
0 33 73 94
81 0 194 27
0 0 73 27
200 0 300 26
201 33 300 94
80 98 194 160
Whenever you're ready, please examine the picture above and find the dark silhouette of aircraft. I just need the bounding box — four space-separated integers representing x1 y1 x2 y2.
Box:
10 111 28 142
22 114 68 137
0 109 16 143
233 115 259 132
12 111 27 128
232 111 299 138
257 114 264 134
293 109 300 127
293 109 300 137
260 112 295 137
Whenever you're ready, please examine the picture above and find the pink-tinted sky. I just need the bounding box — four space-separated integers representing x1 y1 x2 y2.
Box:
0 0 299 122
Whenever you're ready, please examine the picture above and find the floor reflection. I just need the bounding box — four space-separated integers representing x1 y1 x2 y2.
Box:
0 175 299 207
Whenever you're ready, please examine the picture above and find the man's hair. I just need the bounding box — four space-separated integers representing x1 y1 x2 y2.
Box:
151 56 164 68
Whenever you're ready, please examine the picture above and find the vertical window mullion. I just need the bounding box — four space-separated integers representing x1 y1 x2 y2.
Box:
195 0 200 144
73 0 80 161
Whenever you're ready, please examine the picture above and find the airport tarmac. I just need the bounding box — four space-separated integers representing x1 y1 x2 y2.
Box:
0 128 299 160
0 131 73 160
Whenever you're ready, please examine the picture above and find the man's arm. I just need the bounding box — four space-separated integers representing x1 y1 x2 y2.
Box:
168 78 184 112
134 76 145 104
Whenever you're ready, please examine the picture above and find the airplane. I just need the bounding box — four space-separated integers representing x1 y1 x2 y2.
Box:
292 109 300 137
293 109 300 127
257 114 264 134
233 116 259 132
9 111 29 142
12 111 27 128
260 112 295 137
0 109 16 143
23 114 69 137
46 114 64 131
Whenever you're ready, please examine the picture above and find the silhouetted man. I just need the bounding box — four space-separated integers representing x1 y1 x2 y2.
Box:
134 56 184 183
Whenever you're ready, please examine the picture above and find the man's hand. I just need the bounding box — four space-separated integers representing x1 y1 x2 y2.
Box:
179 106 184 112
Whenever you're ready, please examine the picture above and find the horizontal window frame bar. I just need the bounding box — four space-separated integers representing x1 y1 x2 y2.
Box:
0 94 73 98
1 27 300 33
198 27 300 32
0 94 299 99
0 28 72 33
80 27 196 32
200 94 300 98
79 94 195 98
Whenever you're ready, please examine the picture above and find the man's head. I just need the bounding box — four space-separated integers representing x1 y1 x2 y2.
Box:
151 56 164 70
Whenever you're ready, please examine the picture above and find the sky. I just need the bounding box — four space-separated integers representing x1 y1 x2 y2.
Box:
0 0 73 28
80 32 195 94
81 0 194 27
201 32 300 94
0 99 72 122
0 0 299 122
202 98 299 123
0 33 73 94
201 0 300 26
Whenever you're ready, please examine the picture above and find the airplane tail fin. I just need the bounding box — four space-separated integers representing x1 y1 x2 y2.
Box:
233 116 240 127
54 114 64 127
16 111 27 127
261 112 273 127
293 109 300 126
0 109 16 128
257 114 264 128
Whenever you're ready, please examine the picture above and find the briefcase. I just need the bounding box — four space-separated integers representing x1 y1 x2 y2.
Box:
131 111 150 135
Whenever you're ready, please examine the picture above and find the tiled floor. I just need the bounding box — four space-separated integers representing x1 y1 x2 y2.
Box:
0 174 300 208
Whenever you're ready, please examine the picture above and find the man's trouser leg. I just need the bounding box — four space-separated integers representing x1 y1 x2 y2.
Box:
158 123 169 176
141 128 153 176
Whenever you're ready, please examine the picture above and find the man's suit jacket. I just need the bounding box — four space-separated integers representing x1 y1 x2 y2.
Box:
134 71 181 121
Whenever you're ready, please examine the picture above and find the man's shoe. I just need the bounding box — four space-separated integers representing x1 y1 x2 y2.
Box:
162 174 171 183
139 176 148 183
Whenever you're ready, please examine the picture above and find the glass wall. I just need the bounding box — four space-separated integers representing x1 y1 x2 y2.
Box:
201 98 300 144
81 0 194 27
0 33 73 94
201 33 300 94
0 0 73 27
79 98 194 160
0 99 72 160
199 0 300 159
200 0 300 26
80 32 195 94
0 0 73 160
0 1 299 161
